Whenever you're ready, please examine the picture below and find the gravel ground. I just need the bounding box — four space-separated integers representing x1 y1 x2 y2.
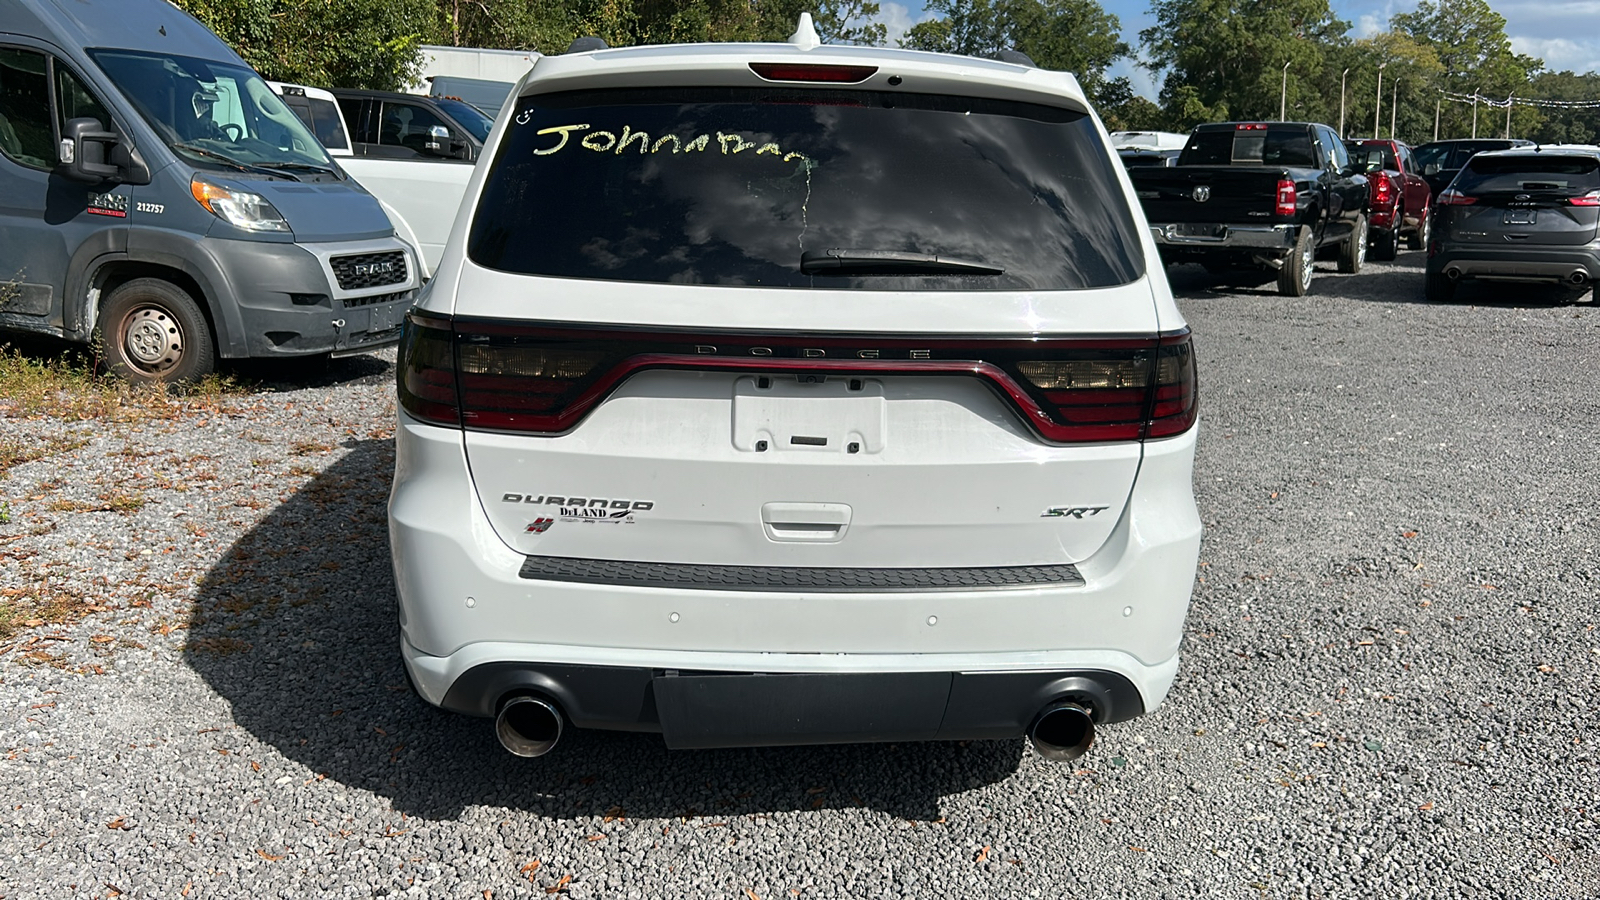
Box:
1 252 1597 899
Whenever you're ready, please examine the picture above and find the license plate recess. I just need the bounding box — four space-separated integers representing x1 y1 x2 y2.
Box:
732 375 886 452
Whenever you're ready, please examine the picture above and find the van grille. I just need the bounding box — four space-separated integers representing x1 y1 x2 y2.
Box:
518 555 1085 592
330 251 407 290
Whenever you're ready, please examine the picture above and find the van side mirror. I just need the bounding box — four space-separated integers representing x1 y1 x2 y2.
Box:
60 117 120 182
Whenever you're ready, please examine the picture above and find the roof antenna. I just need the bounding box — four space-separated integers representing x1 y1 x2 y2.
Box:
789 13 822 51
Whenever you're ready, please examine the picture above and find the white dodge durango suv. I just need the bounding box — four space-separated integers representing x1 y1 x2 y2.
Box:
389 19 1201 760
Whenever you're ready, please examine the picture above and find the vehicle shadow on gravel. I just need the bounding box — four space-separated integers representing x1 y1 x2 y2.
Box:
182 439 1024 823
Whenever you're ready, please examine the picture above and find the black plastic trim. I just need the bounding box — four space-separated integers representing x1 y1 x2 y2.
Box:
517 555 1085 592
435 661 1146 748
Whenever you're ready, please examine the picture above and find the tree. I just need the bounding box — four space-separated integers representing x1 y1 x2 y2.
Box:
1391 0 1542 139
1141 0 1348 128
1326 31 1443 142
173 0 433 90
900 0 1129 102
1525 70 1600 144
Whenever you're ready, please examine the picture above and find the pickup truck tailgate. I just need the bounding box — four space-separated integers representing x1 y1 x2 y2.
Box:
1131 166 1290 224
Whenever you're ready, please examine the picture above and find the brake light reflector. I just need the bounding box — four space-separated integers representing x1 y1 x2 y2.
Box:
1437 189 1477 206
749 63 878 83
396 316 1198 444
1275 178 1297 216
1568 190 1600 207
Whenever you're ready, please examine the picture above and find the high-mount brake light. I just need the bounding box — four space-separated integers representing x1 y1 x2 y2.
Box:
1437 189 1477 206
1275 178 1297 216
395 317 1198 444
1236 123 1269 131
749 63 879 83
1568 190 1600 207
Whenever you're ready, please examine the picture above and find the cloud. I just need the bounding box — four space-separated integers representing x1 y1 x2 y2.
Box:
1511 36 1600 74
874 2 931 48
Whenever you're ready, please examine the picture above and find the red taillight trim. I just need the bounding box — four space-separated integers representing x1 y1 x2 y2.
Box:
1275 178 1297 217
749 63 879 83
1437 189 1477 206
398 316 1198 445
1373 175 1393 201
1568 191 1600 207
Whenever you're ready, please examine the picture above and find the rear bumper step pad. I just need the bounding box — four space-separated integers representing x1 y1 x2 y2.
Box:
517 555 1085 592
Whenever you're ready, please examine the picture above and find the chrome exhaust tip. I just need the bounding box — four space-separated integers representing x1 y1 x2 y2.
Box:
495 696 563 758
1445 267 1462 281
1028 701 1096 761
1568 270 1589 286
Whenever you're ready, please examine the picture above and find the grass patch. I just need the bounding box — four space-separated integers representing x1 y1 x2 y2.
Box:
0 343 252 421
0 434 92 478
46 490 147 515
0 583 97 642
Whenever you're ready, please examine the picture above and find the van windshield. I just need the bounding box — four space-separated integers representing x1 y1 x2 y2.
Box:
89 49 334 173
468 87 1144 290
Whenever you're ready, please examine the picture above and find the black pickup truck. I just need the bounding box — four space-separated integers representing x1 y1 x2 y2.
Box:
1129 122 1371 296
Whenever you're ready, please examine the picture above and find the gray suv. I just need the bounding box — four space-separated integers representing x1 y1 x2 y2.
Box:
1426 146 1600 303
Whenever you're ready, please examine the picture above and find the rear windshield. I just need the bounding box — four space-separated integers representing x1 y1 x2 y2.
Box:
1181 128 1315 168
1350 143 1397 171
1454 155 1600 194
468 87 1144 290
1415 141 1516 172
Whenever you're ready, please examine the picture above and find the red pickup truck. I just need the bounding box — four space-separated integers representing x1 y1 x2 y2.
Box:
1347 139 1433 260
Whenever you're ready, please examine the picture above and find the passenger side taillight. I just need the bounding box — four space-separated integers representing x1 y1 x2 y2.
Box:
1373 174 1393 204
1275 179 1297 216
1567 190 1600 207
397 315 1198 444
1437 189 1477 206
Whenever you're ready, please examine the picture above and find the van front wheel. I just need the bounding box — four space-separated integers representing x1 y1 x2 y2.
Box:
99 278 215 384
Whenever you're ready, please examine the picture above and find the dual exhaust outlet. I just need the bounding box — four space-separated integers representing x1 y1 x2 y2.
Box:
1443 266 1590 286
492 694 1097 761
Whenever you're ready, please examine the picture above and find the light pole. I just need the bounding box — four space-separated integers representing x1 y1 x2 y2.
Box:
1434 97 1441 141
1280 60 1292 121
1373 62 1387 138
1339 67 1350 137
1471 93 1479 138
1505 94 1513 138
1391 81 1398 139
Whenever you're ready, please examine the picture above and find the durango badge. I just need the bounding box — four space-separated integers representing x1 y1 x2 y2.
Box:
1042 505 1110 519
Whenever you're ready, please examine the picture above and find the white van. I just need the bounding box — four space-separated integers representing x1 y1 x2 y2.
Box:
270 82 477 278
388 19 1202 760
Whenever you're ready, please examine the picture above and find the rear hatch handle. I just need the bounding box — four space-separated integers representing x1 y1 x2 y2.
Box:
762 502 852 543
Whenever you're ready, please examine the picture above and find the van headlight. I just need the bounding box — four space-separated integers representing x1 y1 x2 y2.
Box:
189 176 290 233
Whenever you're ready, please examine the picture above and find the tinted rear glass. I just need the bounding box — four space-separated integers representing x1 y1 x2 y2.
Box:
1180 127 1314 167
1455 155 1600 193
468 87 1144 290
1415 141 1517 172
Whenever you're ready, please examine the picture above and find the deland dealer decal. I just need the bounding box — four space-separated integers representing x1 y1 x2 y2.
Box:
503 493 653 525
86 192 128 218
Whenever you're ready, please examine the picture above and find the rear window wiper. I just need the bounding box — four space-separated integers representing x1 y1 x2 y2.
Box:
800 249 1004 276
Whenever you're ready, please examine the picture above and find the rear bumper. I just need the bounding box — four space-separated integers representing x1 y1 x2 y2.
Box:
1428 245 1600 283
389 412 1203 742
1149 222 1299 253
416 648 1158 748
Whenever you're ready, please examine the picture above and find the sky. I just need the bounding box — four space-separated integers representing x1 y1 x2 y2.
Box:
874 0 1600 100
